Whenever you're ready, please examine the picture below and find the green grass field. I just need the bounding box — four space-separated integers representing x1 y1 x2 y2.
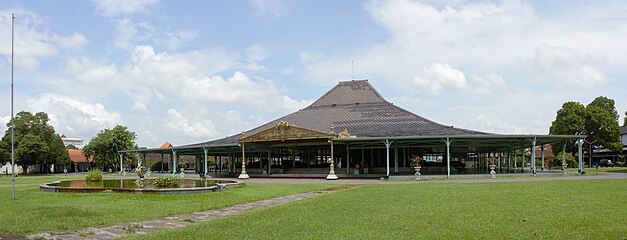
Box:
0 174 332 234
584 167 627 173
126 179 627 240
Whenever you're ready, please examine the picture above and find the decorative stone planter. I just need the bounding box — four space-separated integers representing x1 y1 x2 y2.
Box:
489 165 496 179
414 166 422 181
562 163 568 175
180 168 185 178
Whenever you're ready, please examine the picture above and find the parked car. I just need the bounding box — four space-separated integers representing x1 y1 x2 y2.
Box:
598 159 614 168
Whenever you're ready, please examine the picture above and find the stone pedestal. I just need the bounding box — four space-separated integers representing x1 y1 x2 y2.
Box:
414 166 421 181
489 165 496 179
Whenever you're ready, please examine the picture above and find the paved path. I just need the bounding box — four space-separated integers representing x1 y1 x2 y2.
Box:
28 192 317 240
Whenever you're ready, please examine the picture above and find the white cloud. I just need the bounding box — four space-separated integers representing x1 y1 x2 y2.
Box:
164 109 219 138
163 30 198 50
414 63 467 95
471 73 506 95
302 0 620 91
65 58 118 84
123 45 309 113
412 63 505 95
26 94 123 138
246 43 270 63
0 11 88 70
51 33 88 48
250 0 288 17
571 66 606 86
533 44 606 86
0 115 9 130
92 0 158 16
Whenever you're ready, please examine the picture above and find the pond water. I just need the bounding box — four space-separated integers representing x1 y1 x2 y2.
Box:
48 179 232 189
41 178 242 194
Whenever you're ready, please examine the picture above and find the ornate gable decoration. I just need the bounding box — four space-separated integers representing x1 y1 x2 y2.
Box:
239 121 333 143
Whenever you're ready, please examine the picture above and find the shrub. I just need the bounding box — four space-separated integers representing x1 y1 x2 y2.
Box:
85 169 103 182
153 177 180 188
150 161 168 171
549 154 578 168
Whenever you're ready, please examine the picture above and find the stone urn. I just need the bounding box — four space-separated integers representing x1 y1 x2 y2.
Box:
562 163 568 175
489 165 496 179
414 166 422 181
180 168 185 179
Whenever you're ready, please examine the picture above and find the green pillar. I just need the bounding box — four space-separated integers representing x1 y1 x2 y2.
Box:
384 140 391 176
203 147 208 176
445 138 452 178
268 148 272 175
346 145 350 175
531 137 537 175
577 139 584 174
541 144 545 171
119 153 124 173
394 145 398 175
172 149 177 174
522 149 525 173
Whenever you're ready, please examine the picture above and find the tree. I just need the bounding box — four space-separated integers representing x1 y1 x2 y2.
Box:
83 125 136 169
549 97 621 166
66 144 77 150
0 111 69 173
588 96 619 120
549 102 586 155
623 111 627 126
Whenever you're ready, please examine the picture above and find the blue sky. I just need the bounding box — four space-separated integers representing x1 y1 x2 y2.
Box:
0 0 625 147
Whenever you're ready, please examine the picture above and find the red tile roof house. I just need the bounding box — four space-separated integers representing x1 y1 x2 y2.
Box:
68 149 92 172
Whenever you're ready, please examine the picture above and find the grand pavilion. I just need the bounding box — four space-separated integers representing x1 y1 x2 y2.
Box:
121 80 585 179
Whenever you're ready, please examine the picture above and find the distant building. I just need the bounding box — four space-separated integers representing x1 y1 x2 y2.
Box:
60 134 84 149
68 149 91 172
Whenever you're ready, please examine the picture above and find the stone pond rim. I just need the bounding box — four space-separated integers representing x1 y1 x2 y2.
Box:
39 178 243 194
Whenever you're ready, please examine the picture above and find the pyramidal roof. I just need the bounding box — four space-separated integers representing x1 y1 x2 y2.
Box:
196 80 491 146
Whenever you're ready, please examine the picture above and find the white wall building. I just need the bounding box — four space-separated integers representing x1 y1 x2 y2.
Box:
1 163 23 175
60 134 84 149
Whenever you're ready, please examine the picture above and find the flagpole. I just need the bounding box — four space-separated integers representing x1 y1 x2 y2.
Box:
11 13 16 200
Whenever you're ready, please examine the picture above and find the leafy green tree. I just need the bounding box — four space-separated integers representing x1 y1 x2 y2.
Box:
83 125 136 169
588 96 619 120
66 144 77 150
549 98 621 165
549 102 586 155
585 105 621 150
15 132 49 172
623 111 626 126
0 111 69 173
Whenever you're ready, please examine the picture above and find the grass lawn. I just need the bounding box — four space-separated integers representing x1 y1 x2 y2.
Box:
584 167 627 174
0 174 334 234
126 179 627 240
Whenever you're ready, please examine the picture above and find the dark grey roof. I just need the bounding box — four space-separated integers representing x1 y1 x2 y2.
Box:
186 80 491 147
621 125 627 135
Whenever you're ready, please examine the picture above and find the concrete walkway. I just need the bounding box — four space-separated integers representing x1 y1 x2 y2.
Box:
27 192 317 240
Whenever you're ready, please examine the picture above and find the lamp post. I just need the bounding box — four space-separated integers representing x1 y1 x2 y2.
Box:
11 13 16 200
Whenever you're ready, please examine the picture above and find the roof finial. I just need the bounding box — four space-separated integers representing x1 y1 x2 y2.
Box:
351 59 355 80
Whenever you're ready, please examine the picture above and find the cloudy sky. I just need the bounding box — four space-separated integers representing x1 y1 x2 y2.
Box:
0 0 625 147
